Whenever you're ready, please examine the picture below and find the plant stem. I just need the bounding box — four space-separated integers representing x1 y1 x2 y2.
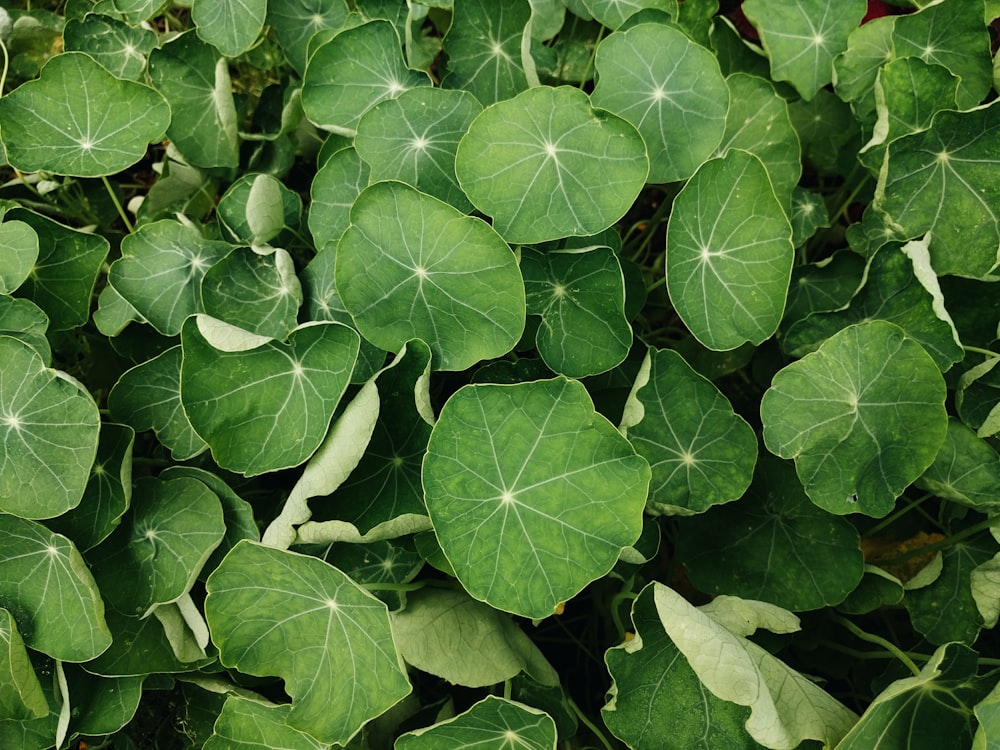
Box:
877 516 1000 566
862 493 934 538
831 614 921 677
101 175 135 233
567 696 614 750
965 345 1000 359
360 581 425 592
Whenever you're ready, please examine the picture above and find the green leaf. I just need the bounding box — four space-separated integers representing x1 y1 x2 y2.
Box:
205 541 411 745
395 696 557 750
423 377 650 618
355 87 483 212
651 583 857 748
875 101 1000 278
9 208 109 331
65 665 143 738
0 336 100 519
204 695 327 750
838 565 904 615
742 0 867 100
88 476 225 617
192 0 265 57
917 418 1000 511
83 608 215 677
455 85 648 244
302 20 430 136
390 588 558 688
0 221 38 295
591 22 729 183
833 16 896 108
0 296 50 364
0 514 111 662
180 316 359 476
108 219 232 336
762 320 948 516
0 608 47 721
582 0 677 29
521 246 631 378
782 251 865 329
836 642 989 749
0 52 169 177
308 148 371 249
665 149 793 351
603 584 761 750
789 187 829 247
147 31 239 169
216 172 303 247
323 538 423 610
267 0 352 75
975 679 1000 750
63 13 157 80
337 181 525 371
678 455 864 610
620 347 756 515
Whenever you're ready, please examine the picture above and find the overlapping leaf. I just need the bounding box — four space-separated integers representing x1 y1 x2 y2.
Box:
396 696 557 750
192 0 266 57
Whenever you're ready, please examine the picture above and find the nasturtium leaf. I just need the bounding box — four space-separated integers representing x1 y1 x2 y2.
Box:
836 642 990 749
201 247 303 340
917 419 1000 511
652 583 857 749
108 219 232 336
456 85 648 244
0 608 47 721
678 455 864 610
0 296 49 364
832 15 896 107
0 52 169 177
603 584 761 750
108 346 208 461
268 0 352 75
742 0 866 100
958 358 1000 438
665 149 793 351
192 0 265 57
390 588 558 688
591 22 728 184
0 650 57 749
789 187 829 247
9 208 109 331
396 696 557 750
786 88 860 175
620 347 756 515
64 665 143 738
0 220 38 294
204 695 327 750
423 377 650 619
63 13 157 80
838 565 904 615
866 57 959 156
308 149 371 249
302 20 430 136
782 251 865 329
0 336 100 519
441 0 531 104
355 87 482 212
782 244 964 370
520 246 631 377
88 476 225 617
0 515 110 662
216 173 303 247
93 0 167 22
337 181 525 371
47 422 134 552
93 285 142 338
180 317 359 476
762 320 947 516
323 538 423 610
582 0 677 29
875 101 1000 278
205 541 411 745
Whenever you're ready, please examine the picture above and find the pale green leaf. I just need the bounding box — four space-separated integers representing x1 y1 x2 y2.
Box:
0 220 38 295
204 695 327 750
0 608 47 721
192 0 266 57
63 13 157 80
395 696 557 750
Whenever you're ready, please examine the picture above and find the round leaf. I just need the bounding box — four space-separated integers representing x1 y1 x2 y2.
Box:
591 22 729 183
665 149 793 351
423 377 650 618
0 336 100 519
396 696 557 750
917 418 1000 511
0 52 170 177
455 85 648 244
0 220 38 295
268 0 352 75
205 695 328 750
192 0 266 57
762 320 948 517
337 181 525 371
308 148 371 249
205 541 411 745
63 14 157 81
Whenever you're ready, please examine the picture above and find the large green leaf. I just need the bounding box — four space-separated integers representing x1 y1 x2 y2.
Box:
591 22 729 183
0 336 100 519
455 85 648 244
762 321 948 517
0 515 110 662
180 317 359 475
336 181 525 371
423 377 650 618
0 52 169 177
192 0 266 57
665 149 793 351
205 541 411 745
620 347 756 515
395 696 557 750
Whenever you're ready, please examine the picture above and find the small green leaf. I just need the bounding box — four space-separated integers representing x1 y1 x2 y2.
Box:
83 608 215 677
0 608 47 721
782 251 865 329
582 0 677 29
789 187 829 247
192 0 266 57
205 541 411 746
762 320 947 516
337 181 525 371
395 696 557 750
917 418 1000 511
665 149 793 351
456 85 648 244
204 695 328 750
0 52 169 177
216 173 303 247
64 665 143 738
267 0 352 75
423 377 650 618
63 13 157 80
591 22 729 183
308 148 371 249
866 57 959 155
0 220 39 295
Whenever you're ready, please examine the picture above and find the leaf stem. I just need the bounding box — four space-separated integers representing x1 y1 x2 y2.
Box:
831 614 920 676
875 516 1000 566
360 581 426 592
566 695 614 750
101 175 135 233
861 493 934 538
964 345 1000 359
816 638 931 664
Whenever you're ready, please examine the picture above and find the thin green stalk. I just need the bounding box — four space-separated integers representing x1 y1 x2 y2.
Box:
360 581 426 593
877 516 1000 566
503 679 512 700
862 493 934 538
101 175 135 233
579 26 605 89
965 345 1000 359
567 696 614 750
831 614 920 677
0 37 9 96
